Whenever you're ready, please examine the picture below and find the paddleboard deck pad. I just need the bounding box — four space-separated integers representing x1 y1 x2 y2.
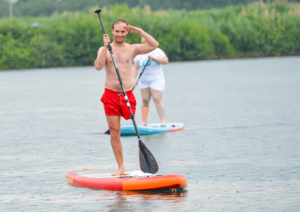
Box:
104 122 185 136
66 169 187 191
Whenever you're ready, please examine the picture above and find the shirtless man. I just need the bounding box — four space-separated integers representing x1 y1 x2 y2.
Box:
94 19 159 176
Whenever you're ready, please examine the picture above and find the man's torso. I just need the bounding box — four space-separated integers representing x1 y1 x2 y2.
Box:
104 43 136 91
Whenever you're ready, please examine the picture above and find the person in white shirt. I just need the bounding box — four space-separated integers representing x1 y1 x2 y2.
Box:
132 37 169 126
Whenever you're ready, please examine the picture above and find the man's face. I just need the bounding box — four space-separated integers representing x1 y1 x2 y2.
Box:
111 22 128 43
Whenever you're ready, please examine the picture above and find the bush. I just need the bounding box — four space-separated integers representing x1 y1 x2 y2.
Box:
1 2 300 70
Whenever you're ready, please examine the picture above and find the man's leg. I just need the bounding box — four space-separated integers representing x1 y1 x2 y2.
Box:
141 88 151 125
106 115 124 176
150 89 166 123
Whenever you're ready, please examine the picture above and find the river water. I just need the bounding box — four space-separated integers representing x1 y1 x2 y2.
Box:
1 57 300 211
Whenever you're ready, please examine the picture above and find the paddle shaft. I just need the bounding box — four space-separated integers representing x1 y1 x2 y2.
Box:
95 10 142 141
132 58 150 92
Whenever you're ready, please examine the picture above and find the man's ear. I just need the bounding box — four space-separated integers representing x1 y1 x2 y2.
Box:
111 28 114 34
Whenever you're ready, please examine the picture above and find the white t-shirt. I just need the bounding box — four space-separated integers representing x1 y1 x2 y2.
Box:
133 48 166 82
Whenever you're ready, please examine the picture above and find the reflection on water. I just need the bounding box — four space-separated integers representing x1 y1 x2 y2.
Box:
142 132 167 143
84 190 188 211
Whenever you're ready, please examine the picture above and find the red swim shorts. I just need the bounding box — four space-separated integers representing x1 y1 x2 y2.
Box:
101 88 136 120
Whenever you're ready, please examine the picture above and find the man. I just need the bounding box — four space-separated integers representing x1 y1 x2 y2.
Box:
94 19 159 176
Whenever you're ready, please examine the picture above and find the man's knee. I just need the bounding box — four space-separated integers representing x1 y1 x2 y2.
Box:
109 127 120 138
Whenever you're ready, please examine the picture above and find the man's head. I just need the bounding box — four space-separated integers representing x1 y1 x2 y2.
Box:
111 19 128 43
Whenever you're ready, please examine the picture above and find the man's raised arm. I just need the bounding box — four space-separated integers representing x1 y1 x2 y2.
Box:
125 25 159 55
94 34 110 70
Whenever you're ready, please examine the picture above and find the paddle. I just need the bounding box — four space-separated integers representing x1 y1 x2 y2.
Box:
104 58 150 135
95 9 159 174
132 58 150 92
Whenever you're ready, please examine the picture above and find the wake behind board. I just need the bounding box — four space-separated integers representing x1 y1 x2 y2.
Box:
104 123 185 136
66 169 187 191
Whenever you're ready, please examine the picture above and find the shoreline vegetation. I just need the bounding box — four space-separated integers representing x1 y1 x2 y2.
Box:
3 0 297 18
1 1 300 70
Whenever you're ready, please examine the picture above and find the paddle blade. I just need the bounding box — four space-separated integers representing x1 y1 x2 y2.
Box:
104 129 110 134
139 140 159 174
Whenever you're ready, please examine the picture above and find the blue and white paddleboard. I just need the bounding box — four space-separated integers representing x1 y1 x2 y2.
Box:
118 123 185 136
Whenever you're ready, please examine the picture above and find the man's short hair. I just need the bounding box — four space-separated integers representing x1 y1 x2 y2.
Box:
112 19 128 30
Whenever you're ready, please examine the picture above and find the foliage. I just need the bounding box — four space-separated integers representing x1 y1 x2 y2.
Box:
0 2 300 70
0 0 259 18
1 0 300 18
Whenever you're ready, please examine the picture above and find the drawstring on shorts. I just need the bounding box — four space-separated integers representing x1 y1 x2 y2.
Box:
118 93 123 107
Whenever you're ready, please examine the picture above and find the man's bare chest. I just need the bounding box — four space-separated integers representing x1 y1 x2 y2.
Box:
108 47 134 64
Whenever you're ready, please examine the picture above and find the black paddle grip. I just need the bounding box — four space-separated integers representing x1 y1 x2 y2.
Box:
94 9 107 35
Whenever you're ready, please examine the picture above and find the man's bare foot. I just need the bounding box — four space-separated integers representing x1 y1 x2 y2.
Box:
111 168 125 176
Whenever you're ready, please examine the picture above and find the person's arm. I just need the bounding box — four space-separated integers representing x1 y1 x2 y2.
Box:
148 55 169 64
132 61 139 88
94 34 110 70
125 25 159 55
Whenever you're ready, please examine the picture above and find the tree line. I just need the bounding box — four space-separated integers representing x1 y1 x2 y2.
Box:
1 0 300 18
0 2 300 70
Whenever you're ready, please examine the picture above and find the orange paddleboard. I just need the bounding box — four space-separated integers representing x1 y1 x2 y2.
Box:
66 169 187 191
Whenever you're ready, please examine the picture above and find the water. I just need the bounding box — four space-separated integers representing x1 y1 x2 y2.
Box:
1 57 300 211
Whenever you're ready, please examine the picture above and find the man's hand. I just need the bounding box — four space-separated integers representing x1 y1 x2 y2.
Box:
125 25 142 34
148 55 155 60
103 34 111 47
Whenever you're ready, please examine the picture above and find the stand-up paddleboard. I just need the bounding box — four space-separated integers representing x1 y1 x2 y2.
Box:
104 123 185 136
66 169 187 191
